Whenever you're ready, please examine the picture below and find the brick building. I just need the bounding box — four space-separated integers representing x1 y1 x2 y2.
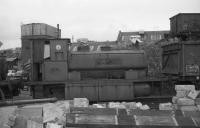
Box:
117 30 169 44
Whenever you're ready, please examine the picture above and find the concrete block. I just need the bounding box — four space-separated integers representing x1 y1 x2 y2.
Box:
180 106 198 111
140 105 150 110
176 90 188 98
92 104 106 108
121 102 137 109
46 123 62 128
172 96 179 104
175 85 195 91
42 101 70 125
74 98 89 107
187 90 200 100
159 103 173 110
108 102 126 109
136 102 143 108
177 98 195 106
43 103 64 123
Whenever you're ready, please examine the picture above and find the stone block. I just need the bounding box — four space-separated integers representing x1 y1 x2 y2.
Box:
140 105 150 110
74 98 89 107
121 102 137 109
177 98 195 106
187 90 200 100
136 102 142 108
175 85 195 91
43 103 64 123
180 106 198 111
176 90 188 98
172 96 179 104
92 104 106 108
159 103 173 110
108 102 126 109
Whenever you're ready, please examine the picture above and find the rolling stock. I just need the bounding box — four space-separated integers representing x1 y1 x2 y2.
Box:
16 13 200 101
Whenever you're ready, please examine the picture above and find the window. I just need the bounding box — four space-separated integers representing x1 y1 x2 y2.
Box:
121 36 125 41
44 42 50 59
159 35 162 40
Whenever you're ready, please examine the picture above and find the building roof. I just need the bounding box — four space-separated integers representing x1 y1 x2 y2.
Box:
170 13 200 19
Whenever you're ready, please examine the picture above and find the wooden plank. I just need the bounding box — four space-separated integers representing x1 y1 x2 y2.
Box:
128 109 175 116
192 117 200 127
182 111 200 117
66 114 116 127
75 114 116 124
66 113 200 128
70 107 117 115
135 116 177 126
175 116 196 127
118 115 136 126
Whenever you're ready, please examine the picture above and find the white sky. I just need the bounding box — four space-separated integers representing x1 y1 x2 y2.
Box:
0 0 200 49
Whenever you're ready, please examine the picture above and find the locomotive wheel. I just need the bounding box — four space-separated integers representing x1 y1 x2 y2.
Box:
0 88 5 101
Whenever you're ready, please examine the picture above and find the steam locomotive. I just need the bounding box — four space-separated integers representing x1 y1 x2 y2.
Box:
21 13 200 101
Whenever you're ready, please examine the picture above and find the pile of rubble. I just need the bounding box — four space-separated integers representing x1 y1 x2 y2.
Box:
173 85 200 111
159 85 200 111
1 98 152 128
106 102 150 110
1 87 200 128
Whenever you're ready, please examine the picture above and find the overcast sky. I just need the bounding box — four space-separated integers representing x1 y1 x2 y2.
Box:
0 0 200 49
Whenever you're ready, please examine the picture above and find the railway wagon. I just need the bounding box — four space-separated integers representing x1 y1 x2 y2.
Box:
162 41 200 86
170 13 200 39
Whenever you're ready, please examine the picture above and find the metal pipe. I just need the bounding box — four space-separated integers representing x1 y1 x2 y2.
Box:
0 97 57 107
57 24 60 39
